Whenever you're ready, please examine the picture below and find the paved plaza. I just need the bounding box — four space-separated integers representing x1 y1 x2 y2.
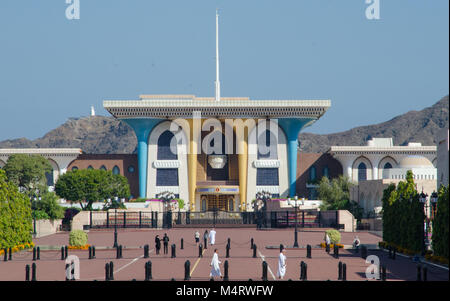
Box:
0 228 447 281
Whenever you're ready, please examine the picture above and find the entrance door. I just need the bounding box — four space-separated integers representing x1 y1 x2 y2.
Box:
205 195 233 211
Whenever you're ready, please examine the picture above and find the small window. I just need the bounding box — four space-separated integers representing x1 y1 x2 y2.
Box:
71 166 78 171
358 163 367 181
100 165 107 171
309 166 317 181
322 166 329 178
201 198 207 212
87 165 94 170
128 165 135 173
112 166 120 175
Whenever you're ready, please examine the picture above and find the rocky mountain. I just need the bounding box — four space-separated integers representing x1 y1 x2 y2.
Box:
0 95 448 154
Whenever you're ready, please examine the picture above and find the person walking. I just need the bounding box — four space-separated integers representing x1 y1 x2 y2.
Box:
209 228 216 246
203 230 209 249
210 249 222 280
163 233 170 255
155 235 161 255
277 248 287 280
195 231 200 244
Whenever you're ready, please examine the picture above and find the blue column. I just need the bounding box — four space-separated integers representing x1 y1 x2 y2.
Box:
122 118 163 198
278 118 314 197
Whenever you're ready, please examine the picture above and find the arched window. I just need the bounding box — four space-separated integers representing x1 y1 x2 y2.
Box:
45 171 54 186
71 166 78 171
112 166 120 175
322 166 329 178
100 165 107 171
257 129 278 159
228 198 234 212
158 131 177 160
201 198 207 212
358 163 367 181
128 165 135 173
87 165 94 170
382 162 392 179
309 166 317 182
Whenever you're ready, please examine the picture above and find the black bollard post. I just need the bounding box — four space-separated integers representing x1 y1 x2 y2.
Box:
338 261 343 280
252 245 257 258
262 261 268 281
300 261 304 280
105 263 110 281
184 260 191 280
334 244 339 259
307 244 312 259
147 261 153 280
25 264 30 281
171 244 176 258
303 263 308 281
89 246 92 259
342 263 347 281
109 261 114 281
37 246 40 260
61 247 65 260
116 246 120 259
226 243 230 258
144 244 149 258
416 265 422 281
423 266 427 281
92 246 96 259
251 238 254 249
199 244 203 258
33 247 37 261
64 246 68 259
326 244 330 254
181 238 184 250
223 260 229 281
31 263 37 281
8 247 12 260
144 261 150 281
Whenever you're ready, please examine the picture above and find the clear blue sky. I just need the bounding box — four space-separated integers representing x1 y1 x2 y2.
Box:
0 0 448 141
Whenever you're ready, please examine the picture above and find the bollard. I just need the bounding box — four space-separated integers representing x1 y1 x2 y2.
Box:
109 261 114 281
416 265 422 281
145 261 153 281
116 246 120 259
303 263 308 281
89 246 92 259
31 263 37 281
199 244 203 258
184 260 191 280
338 261 343 280
262 261 268 281
307 244 312 258
119 245 123 259
37 247 40 260
61 247 65 260
8 247 12 260
423 266 427 281
171 244 176 258
92 246 96 259
342 263 347 281
325 244 330 254
181 238 184 250
251 238 254 249
334 244 339 259
144 244 149 258
223 260 229 281
33 247 37 261
64 246 68 259
300 261 304 280
252 244 257 258
105 263 110 281
226 243 230 258
25 264 30 281
144 261 149 281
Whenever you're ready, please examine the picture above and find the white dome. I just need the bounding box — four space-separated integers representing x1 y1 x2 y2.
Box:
399 156 433 168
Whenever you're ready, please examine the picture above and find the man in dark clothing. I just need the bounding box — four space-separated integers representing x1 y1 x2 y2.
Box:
155 235 161 255
203 230 209 249
163 233 170 254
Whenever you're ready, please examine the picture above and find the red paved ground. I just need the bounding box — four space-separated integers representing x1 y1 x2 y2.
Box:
0 228 447 281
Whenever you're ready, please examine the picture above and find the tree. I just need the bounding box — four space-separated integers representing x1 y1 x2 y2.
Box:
3 154 52 196
432 185 449 259
55 169 130 210
317 175 363 219
0 169 33 248
32 191 65 220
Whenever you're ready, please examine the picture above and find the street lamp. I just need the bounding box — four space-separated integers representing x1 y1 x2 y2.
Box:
113 196 118 248
158 191 176 229
430 191 438 218
288 196 304 248
418 190 429 255
255 191 271 229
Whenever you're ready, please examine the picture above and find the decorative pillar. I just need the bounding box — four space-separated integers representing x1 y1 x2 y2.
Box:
187 118 201 211
122 118 162 198
278 118 313 197
238 132 248 212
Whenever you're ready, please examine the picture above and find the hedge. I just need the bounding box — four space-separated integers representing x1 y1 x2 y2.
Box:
0 170 33 249
432 185 449 259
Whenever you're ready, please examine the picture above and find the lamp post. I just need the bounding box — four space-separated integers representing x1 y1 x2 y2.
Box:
288 196 304 248
255 191 271 229
113 199 118 248
418 190 429 256
158 191 175 229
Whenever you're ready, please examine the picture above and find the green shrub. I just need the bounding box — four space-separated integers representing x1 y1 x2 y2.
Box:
32 210 50 220
325 229 341 244
69 230 88 247
32 191 65 220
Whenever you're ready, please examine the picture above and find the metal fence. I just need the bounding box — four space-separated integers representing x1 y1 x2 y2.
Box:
88 210 340 229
